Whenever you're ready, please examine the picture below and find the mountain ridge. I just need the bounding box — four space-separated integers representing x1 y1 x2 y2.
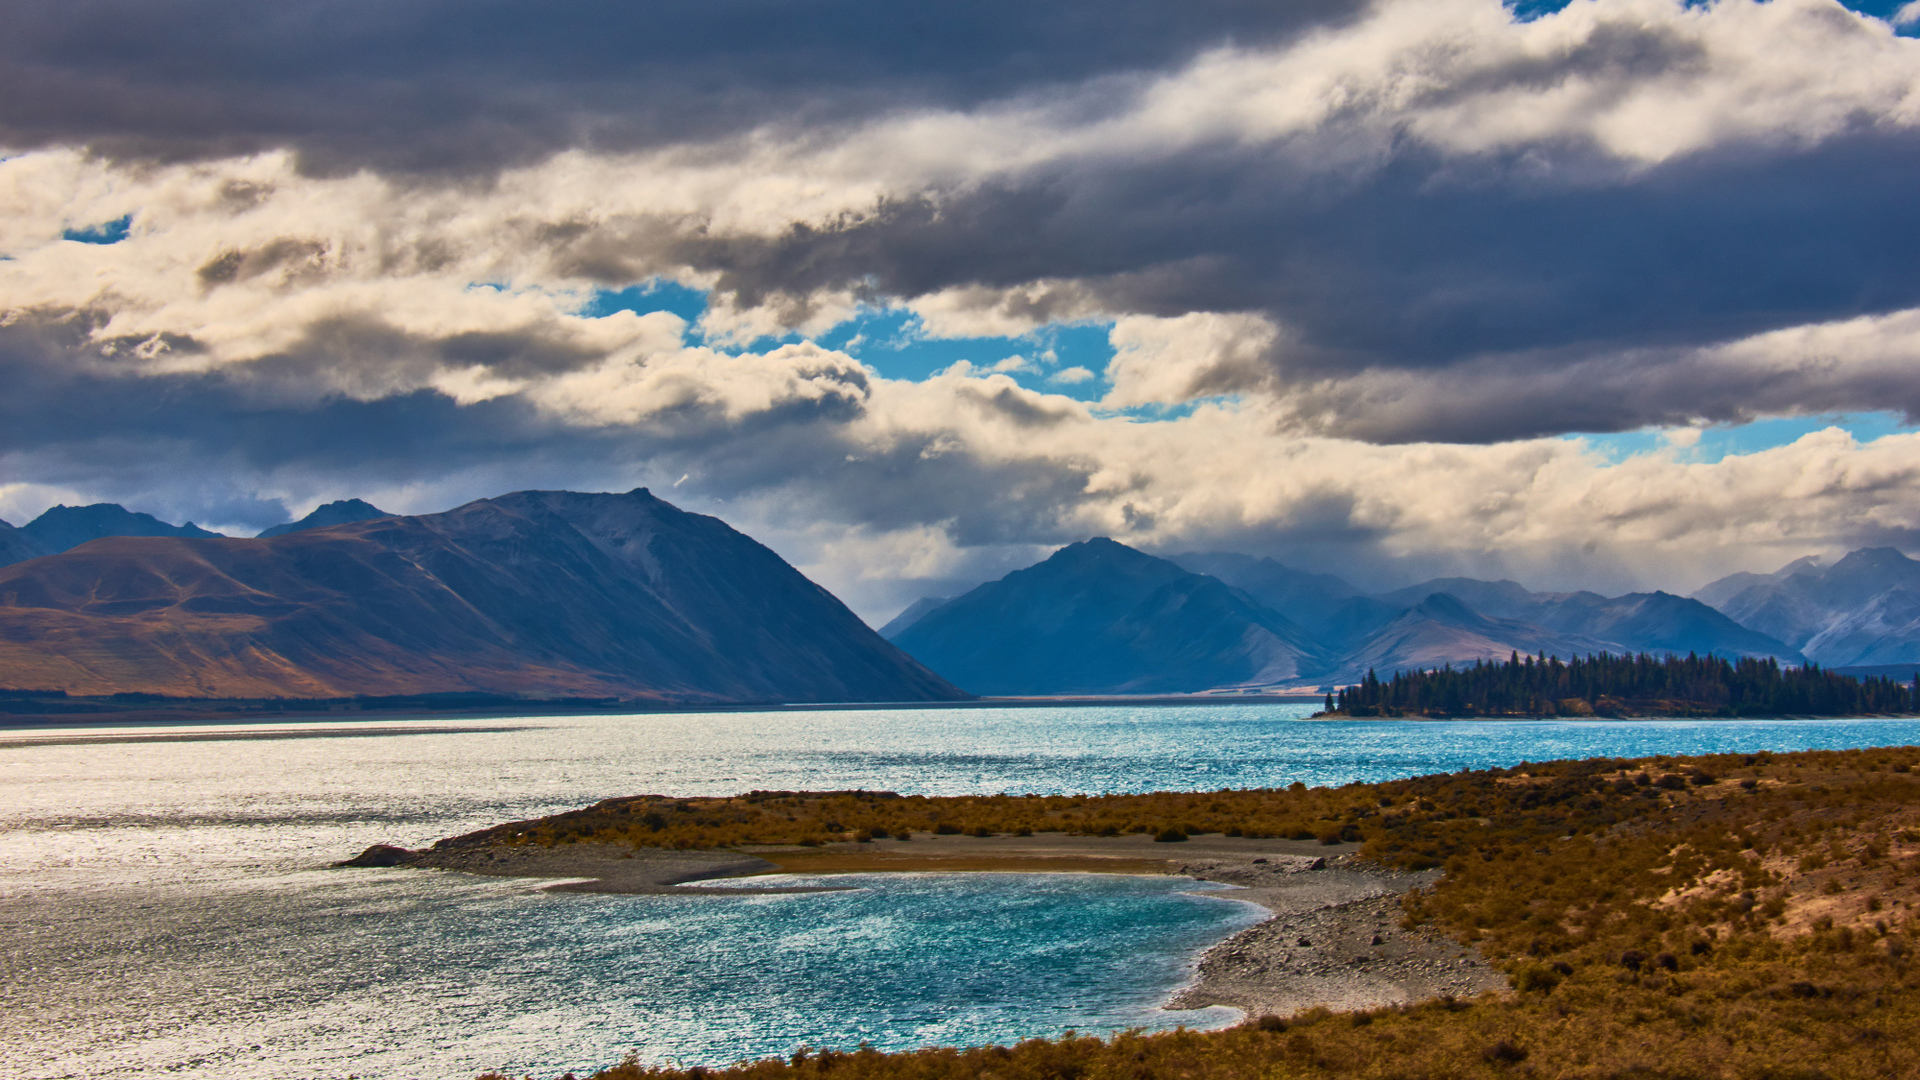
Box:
0 488 965 703
257 499 391 538
892 538 1328 694
20 503 222 556
889 542 1808 694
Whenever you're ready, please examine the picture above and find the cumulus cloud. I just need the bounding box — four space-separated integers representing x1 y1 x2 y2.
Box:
1101 313 1280 408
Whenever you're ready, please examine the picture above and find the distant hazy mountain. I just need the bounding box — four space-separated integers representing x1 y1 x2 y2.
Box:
888 542 1811 695
1527 590 1802 663
257 499 390 538
0 520 44 568
20 503 222 555
878 596 950 640
1327 593 1621 685
1170 552 1418 652
0 488 965 703
1373 577 1540 619
892 538 1328 694
1696 548 1920 666
1376 577 1802 663
1169 552 1360 617
1315 595 1406 651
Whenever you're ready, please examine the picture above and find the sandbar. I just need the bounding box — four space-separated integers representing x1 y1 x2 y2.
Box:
353 829 1504 1018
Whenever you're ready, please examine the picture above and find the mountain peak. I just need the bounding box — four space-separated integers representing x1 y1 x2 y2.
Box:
1831 547 1917 572
894 540 1325 694
1407 592 1489 627
1038 537 1171 575
20 503 222 554
257 498 392 538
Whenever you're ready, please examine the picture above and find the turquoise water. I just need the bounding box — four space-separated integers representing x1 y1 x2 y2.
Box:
2 706 1917 1079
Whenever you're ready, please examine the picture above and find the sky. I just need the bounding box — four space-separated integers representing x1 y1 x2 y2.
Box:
3 0 1920 623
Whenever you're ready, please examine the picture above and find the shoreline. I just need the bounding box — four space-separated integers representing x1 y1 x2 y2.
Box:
0 693 1329 730
5 700 1905 735
358 830 1505 1021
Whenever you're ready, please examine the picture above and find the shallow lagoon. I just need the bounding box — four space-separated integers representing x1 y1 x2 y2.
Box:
3 706 1917 1079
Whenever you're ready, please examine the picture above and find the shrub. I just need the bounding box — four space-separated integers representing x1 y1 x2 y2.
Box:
1483 1040 1529 1064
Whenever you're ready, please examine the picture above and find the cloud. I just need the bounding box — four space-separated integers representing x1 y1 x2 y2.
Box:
3 0 1920 615
0 0 1367 173
1101 313 1279 408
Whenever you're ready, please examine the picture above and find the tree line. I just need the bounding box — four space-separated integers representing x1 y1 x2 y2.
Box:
1332 651 1919 717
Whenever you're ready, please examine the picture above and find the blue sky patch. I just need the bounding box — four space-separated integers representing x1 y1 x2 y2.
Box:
589 282 1117 402
62 215 131 245
1576 412 1915 464
1512 0 1916 34
584 280 711 328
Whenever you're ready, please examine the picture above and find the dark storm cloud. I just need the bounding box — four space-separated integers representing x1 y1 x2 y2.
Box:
0 0 1364 172
0 321 875 531
663 130 1920 440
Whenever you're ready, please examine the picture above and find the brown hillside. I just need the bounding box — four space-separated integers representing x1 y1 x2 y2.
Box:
0 489 964 703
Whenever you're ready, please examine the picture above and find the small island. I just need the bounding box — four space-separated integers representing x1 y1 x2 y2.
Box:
1326 651 1920 719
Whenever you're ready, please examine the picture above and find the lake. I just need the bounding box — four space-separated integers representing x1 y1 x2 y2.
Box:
3 705 1917 1079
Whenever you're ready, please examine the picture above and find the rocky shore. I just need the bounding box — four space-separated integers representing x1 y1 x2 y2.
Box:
1162 856 1505 1016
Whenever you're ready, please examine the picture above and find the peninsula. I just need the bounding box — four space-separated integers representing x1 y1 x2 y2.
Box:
352 746 1920 1080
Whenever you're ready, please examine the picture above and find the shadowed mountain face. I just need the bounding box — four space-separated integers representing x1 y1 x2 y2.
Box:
1696 548 1920 666
0 520 41 567
0 489 966 703
256 499 390 538
19 503 222 555
892 538 1328 695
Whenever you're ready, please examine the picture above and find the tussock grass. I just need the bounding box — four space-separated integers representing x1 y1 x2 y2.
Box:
475 746 1920 1080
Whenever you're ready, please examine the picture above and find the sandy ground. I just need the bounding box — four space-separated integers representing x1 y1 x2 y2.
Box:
397 841 850 894
348 830 1505 1018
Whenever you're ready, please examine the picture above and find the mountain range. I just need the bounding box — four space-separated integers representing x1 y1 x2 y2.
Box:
1694 548 1920 668
4 488 1916 701
0 498 396 568
889 541 1809 694
0 489 963 703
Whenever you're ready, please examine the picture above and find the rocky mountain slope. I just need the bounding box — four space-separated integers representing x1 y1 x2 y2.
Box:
0 488 965 703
